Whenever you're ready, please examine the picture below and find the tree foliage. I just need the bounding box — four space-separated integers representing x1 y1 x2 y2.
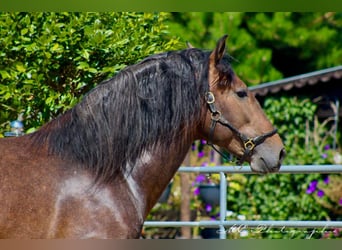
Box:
0 12 180 134
168 12 342 83
246 12 342 76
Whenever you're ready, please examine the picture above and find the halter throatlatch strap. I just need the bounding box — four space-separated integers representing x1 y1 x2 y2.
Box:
205 91 277 165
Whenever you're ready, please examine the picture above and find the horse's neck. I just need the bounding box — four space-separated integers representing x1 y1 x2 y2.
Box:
127 138 192 218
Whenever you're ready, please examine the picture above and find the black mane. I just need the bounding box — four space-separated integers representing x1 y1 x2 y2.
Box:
29 48 229 183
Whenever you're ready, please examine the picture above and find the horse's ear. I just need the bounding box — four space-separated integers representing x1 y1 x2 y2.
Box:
186 41 195 49
210 34 228 66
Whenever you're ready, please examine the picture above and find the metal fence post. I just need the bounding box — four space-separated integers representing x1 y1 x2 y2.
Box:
219 171 227 239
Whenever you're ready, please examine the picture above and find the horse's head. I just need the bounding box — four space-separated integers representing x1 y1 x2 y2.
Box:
199 35 285 173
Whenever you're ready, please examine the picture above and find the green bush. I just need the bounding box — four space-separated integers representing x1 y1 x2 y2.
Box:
0 12 180 135
265 96 337 165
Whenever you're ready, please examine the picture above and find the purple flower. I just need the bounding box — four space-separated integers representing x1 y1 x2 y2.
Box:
324 176 330 185
317 190 324 198
210 150 215 163
205 204 212 212
324 144 331 150
191 143 196 151
310 180 318 187
321 153 327 159
339 198 342 206
306 180 318 194
201 161 208 167
201 139 207 145
195 174 206 183
306 187 315 194
198 151 205 158
193 187 200 196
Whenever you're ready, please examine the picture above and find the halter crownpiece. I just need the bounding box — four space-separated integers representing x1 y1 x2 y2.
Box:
205 91 278 165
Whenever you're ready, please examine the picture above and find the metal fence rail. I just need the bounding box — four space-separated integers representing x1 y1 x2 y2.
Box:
178 164 342 174
143 165 342 239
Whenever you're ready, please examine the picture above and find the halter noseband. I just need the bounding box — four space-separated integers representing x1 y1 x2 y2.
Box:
205 91 277 165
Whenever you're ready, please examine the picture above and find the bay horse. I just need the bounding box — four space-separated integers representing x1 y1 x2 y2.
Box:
0 35 285 238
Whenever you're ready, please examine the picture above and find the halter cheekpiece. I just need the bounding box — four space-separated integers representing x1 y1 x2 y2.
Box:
205 91 277 165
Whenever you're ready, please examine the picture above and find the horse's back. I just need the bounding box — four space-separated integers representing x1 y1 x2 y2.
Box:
0 136 141 238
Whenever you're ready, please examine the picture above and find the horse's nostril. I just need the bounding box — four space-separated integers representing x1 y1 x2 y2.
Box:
279 148 286 163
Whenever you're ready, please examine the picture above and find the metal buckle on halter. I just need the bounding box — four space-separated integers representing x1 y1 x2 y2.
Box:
244 139 256 151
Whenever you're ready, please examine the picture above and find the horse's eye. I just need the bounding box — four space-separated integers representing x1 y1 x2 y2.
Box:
236 90 248 98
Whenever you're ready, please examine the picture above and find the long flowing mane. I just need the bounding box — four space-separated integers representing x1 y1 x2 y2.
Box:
28 48 212 183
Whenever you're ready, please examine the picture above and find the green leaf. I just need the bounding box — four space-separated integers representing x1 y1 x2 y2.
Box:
15 63 26 73
21 28 28 36
0 70 10 79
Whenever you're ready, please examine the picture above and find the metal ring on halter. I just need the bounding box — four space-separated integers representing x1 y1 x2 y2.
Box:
211 111 221 122
205 92 215 104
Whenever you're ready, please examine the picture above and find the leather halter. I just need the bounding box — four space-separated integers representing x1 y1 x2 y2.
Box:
205 91 277 165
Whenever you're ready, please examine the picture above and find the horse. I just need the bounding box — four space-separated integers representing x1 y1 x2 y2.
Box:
0 35 285 238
